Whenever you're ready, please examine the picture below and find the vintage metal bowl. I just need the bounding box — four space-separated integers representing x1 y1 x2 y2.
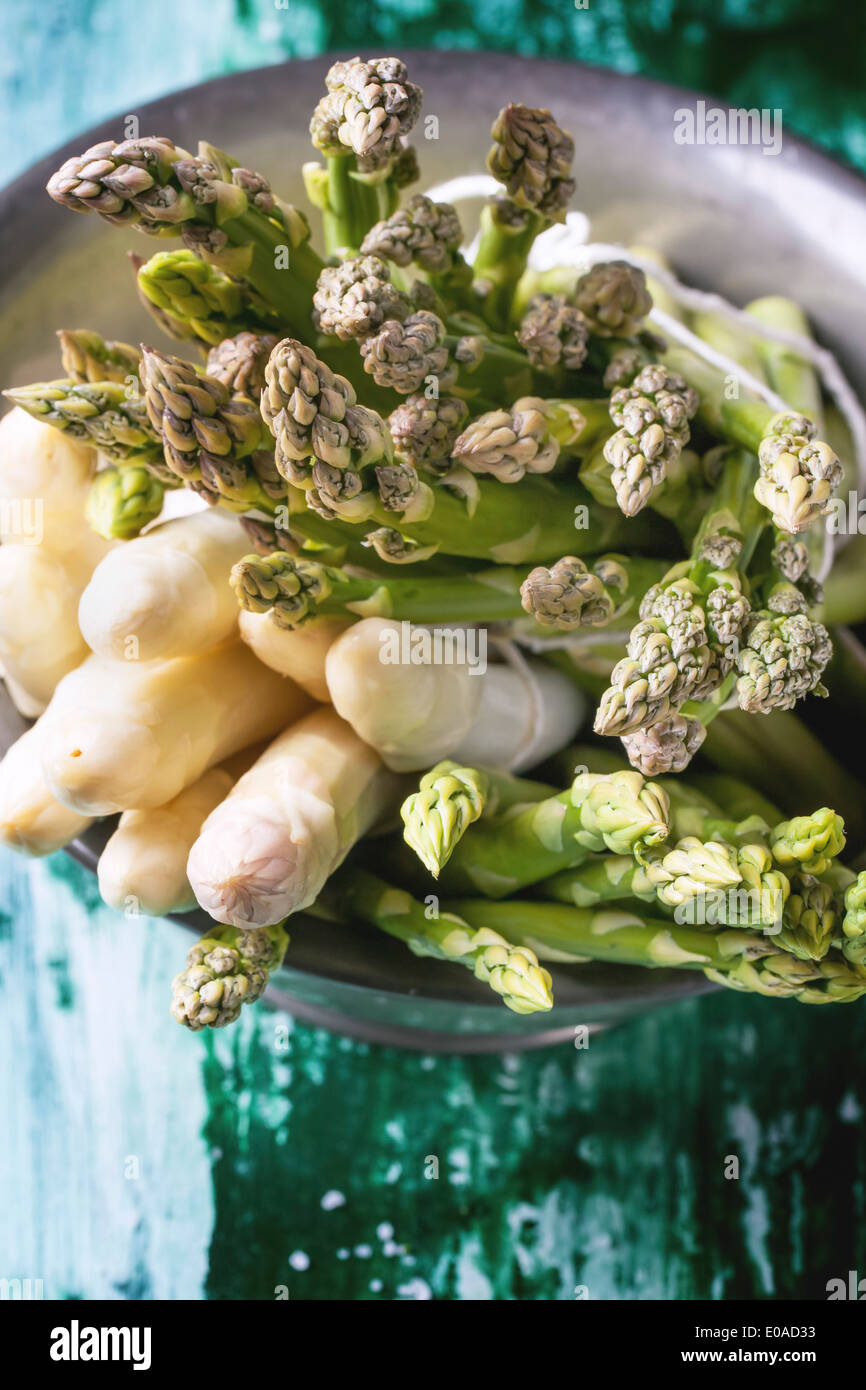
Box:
2 52 865 1050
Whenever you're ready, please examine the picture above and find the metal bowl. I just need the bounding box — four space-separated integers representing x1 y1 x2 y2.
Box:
2 52 865 1050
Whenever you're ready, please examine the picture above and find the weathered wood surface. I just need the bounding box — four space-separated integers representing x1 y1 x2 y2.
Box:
3 849 866 1301
2 0 866 1303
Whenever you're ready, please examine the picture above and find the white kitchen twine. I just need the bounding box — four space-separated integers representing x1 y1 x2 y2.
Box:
425 175 866 579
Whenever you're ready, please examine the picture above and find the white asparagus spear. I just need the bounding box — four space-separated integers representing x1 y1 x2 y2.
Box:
39 642 311 816
2 675 44 720
0 407 109 568
187 706 400 928
238 610 349 701
78 509 249 662
98 766 236 916
0 724 93 856
325 617 585 773
0 547 91 714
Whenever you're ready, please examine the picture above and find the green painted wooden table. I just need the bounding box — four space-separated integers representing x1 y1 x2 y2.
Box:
2 0 866 1301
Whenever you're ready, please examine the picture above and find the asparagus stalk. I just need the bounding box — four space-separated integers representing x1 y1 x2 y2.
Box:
774 875 839 962
38 643 311 815
538 839 785 934
47 135 324 337
360 195 473 307
450 397 608 482
516 294 590 372
230 549 664 634
473 105 576 329
594 447 832 738
597 362 700 516
78 509 250 661
98 764 236 916
620 713 709 777
661 342 841 534
431 769 670 897
704 950 866 1004
842 873 866 967
446 897 866 1002
187 707 400 927
205 330 280 397
685 772 783 828
57 329 140 385
445 896 773 972
238 610 349 702
0 547 92 716
332 867 553 1014
388 394 470 471
171 921 289 1031
324 616 584 773
85 464 164 539
400 760 554 877
314 256 545 403
139 345 288 509
593 449 759 738
744 297 823 424
135 248 281 345
690 308 769 386
0 407 101 556
305 57 423 254
0 725 94 857
4 378 164 467
701 709 866 849
261 336 669 559
769 809 846 876
627 246 685 323
819 534 866 626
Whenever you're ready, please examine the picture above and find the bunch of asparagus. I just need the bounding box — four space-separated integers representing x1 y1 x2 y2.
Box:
1 53 864 1031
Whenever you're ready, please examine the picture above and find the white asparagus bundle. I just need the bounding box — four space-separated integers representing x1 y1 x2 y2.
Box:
0 408 115 714
0 407 108 568
0 724 93 856
98 766 236 916
238 609 349 701
324 618 585 773
78 510 249 662
38 641 311 816
0 547 91 714
187 706 401 928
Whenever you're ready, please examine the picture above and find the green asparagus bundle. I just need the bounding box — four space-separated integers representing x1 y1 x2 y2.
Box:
256 334 668 560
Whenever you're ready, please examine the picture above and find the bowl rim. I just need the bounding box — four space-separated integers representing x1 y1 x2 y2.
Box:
8 49 861 1040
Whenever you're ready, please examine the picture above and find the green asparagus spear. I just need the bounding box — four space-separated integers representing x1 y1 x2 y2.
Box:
47 135 323 337
170 922 289 1030
85 464 164 539
434 770 670 897
400 761 555 877
335 867 553 1014
57 329 140 385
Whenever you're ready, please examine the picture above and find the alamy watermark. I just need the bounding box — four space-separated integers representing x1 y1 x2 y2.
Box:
674 887 785 933
378 621 487 674
674 100 783 157
0 497 43 544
